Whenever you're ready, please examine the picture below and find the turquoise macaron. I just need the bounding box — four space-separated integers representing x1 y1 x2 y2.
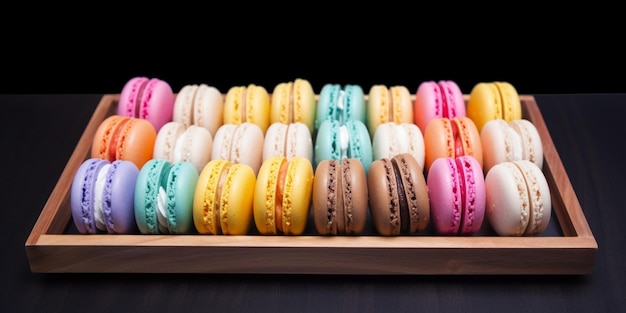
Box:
314 119 373 173
315 84 366 130
134 159 199 234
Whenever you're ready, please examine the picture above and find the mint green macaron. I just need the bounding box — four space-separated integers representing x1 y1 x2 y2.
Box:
134 159 199 234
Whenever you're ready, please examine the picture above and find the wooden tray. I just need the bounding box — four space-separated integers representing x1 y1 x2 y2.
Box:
25 94 598 275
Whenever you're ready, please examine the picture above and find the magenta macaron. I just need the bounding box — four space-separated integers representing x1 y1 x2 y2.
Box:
413 80 466 134
427 155 485 235
117 76 175 131
70 158 139 234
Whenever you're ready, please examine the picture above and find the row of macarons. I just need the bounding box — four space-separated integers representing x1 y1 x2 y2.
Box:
117 76 521 139
71 153 551 238
92 112 543 181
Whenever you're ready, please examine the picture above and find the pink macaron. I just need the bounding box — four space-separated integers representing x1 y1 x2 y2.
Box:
414 80 466 134
117 76 175 131
427 155 486 235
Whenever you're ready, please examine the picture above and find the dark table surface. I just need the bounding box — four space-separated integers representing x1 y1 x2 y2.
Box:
2 93 624 312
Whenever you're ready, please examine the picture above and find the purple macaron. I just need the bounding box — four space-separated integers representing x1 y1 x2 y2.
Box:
71 158 139 234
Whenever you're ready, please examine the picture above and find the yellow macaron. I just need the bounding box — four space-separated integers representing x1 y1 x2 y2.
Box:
193 159 256 235
253 156 314 235
467 81 522 132
270 78 317 133
223 84 271 133
366 85 413 138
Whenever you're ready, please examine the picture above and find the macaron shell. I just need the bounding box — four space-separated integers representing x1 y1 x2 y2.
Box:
467 82 502 132
367 157 401 236
134 159 172 234
254 157 283 234
314 119 340 166
509 119 543 169
212 124 237 163
224 84 271 133
104 160 139 233
343 84 367 124
485 161 531 236
139 78 175 132
346 120 373 173
480 119 523 173
413 81 442 134
71 158 109 234
315 84 338 129
153 121 186 161
280 157 314 235
312 159 343 235
427 157 463 235
424 118 455 172
513 160 551 235
164 162 198 234
494 82 522 121
454 117 483 168
194 159 228 234
117 77 149 119
173 125 213 173
456 156 486 234
372 122 425 170
230 123 264 175
394 153 430 233
439 80 466 118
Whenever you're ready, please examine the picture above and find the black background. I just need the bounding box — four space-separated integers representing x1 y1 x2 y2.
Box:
3 7 624 95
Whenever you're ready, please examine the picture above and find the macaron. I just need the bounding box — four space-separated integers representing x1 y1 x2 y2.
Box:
424 117 483 172
91 115 157 169
315 119 373 173
263 122 313 164
427 156 486 235
366 84 413 138
134 159 199 234
312 158 368 235
467 81 522 132
193 159 256 235
485 160 551 236
367 153 430 236
70 158 139 234
173 84 224 137
223 84 271 133
413 80 466 134
254 156 314 235
480 118 544 173
117 76 175 131
153 121 213 173
372 122 425 170
271 78 317 133
315 83 366 130
211 122 265 175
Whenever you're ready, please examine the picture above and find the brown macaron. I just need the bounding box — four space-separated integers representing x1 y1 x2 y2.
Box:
312 158 369 235
367 153 430 236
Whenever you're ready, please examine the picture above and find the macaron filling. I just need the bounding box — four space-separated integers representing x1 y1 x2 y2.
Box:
390 158 410 233
341 159 354 234
93 163 110 232
275 158 289 233
338 124 350 159
450 120 465 157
